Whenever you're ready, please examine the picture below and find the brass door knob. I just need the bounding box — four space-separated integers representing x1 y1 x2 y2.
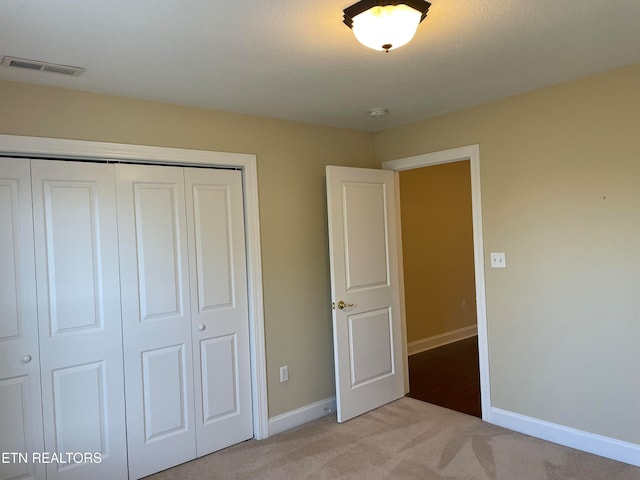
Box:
337 300 354 310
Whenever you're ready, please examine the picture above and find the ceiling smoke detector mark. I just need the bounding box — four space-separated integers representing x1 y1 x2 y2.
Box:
1 56 85 76
368 108 388 119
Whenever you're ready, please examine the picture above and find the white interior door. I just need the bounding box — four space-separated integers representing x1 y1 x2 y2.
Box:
184 168 253 456
31 160 128 480
116 164 195 479
326 166 404 422
0 159 45 480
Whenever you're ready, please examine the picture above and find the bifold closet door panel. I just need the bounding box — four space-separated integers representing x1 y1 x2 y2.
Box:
115 164 196 480
185 169 253 456
31 160 127 480
0 159 45 480
184 168 253 456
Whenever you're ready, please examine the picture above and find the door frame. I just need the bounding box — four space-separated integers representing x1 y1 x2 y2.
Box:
0 134 270 439
382 144 491 420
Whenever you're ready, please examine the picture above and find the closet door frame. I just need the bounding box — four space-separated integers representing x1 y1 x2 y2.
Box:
0 134 269 441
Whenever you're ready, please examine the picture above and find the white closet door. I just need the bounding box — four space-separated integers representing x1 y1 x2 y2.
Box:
0 159 45 480
116 164 196 479
31 160 127 480
184 168 253 456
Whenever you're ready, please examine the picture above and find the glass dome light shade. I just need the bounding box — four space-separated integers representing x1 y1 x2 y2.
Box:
351 4 422 52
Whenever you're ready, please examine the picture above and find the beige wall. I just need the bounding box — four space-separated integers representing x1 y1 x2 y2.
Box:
375 64 640 444
399 161 476 342
0 80 375 417
2 64 639 447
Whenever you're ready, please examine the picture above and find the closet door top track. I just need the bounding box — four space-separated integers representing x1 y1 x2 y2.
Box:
1 154 241 170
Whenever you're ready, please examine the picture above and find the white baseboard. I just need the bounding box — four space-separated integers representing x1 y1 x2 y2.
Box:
268 397 336 437
489 407 640 467
408 325 478 356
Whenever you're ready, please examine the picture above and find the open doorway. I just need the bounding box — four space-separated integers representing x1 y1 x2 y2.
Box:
383 145 490 420
398 160 481 417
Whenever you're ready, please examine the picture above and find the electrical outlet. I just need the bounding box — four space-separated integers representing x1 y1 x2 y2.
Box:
279 365 289 382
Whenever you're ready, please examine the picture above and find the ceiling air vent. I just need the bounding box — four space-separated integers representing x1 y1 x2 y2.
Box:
1 56 84 76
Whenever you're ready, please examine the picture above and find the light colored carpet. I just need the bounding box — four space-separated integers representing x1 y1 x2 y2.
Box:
146 397 639 479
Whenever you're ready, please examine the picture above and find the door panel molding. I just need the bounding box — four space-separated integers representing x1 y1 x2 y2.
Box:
42 180 103 335
191 184 235 312
141 344 189 441
132 181 185 321
348 307 394 387
342 182 390 291
0 134 269 441
51 361 107 456
200 334 239 422
382 144 491 420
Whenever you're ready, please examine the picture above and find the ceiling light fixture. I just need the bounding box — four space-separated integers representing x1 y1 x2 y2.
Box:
343 0 431 52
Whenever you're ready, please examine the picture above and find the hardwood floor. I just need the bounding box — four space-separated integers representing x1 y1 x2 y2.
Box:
407 335 481 418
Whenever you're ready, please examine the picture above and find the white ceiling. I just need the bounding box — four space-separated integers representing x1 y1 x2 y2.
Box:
1 0 639 132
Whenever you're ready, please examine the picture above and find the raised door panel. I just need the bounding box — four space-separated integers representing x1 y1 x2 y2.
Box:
0 159 44 480
343 183 390 291
0 377 34 480
141 345 188 441
0 179 21 341
134 184 184 321
184 168 253 457
326 166 404 423
116 164 195 479
200 335 238 421
41 179 102 334
348 308 394 387
192 186 233 311
51 362 107 455
31 160 127 480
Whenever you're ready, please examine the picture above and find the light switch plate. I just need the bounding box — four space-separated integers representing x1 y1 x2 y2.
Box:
490 252 506 268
